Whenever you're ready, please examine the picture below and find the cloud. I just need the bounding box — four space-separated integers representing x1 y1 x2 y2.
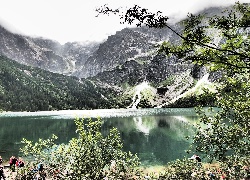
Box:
0 0 249 44
160 0 240 23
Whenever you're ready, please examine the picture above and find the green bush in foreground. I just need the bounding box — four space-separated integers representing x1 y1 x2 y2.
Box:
159 156 250 180
18 118 140 179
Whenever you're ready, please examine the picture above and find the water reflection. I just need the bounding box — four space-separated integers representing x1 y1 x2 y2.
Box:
101 115 196 165
0 116 76 160
0 108 199 166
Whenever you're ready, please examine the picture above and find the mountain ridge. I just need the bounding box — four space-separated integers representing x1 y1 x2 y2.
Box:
0 25 99 76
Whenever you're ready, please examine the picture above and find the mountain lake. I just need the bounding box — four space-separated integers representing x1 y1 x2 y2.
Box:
0 108 211 166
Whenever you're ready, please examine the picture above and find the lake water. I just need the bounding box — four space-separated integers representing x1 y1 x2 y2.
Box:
0 108 201 166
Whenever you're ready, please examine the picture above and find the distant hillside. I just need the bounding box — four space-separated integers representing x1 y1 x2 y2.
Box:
0 55 118 111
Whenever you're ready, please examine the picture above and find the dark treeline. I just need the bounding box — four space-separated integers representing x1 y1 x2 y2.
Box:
0 55 117 111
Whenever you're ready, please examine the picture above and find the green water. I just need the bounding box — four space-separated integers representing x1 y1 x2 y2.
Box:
0 108 200 166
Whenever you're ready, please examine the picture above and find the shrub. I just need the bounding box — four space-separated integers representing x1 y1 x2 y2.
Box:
19 117 140 179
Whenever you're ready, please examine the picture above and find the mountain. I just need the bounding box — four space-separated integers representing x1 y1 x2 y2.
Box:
0 23 193 79
73 25 183 78
0 7 224 111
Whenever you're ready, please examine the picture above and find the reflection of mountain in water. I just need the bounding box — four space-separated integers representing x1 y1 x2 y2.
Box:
133 116 195 140
102 115 197 166
133 117 152 135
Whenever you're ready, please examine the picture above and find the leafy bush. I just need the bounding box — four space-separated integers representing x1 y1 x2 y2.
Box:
19 117 140 179
158 156 250 180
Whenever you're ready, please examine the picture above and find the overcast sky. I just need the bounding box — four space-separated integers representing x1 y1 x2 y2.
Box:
0 0 249 44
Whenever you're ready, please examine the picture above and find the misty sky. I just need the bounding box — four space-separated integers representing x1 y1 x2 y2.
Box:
0 0 249 44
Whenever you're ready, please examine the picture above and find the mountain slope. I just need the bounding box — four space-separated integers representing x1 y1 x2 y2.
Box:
0 55 118 111
0 25 99 75
73 25 184 78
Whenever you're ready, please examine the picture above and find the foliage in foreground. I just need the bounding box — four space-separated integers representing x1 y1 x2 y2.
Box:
158 156 250 180
16 118 249 179
18 118 140 179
